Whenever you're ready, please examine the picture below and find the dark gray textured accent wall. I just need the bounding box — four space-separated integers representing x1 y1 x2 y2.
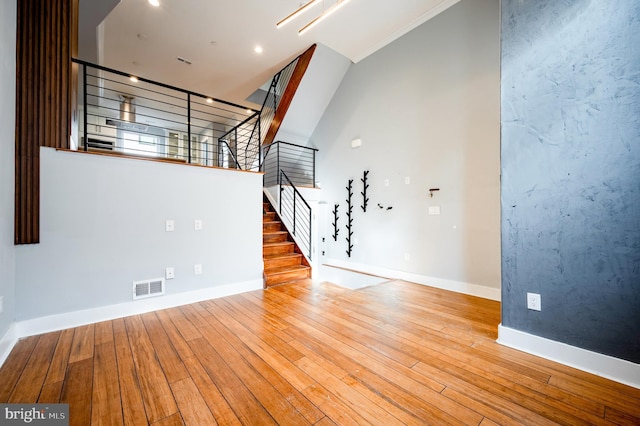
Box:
501 0 640 363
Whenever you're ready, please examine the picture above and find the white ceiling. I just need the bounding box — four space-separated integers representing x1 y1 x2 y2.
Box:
94 0 461 107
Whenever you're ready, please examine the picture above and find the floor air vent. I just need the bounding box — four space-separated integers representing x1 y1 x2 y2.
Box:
133 278 165 300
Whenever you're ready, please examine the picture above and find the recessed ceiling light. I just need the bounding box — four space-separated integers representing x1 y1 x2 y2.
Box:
130 76 139 83
254 46 263 54
246 109 253 114
206 98 213 104
148 0 160 7
210 41 217 46
137 33 148 41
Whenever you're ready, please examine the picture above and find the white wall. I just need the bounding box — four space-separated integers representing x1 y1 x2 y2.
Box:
276 44 352 146
15 148 263 321
312 0 501 296
0 0 17 342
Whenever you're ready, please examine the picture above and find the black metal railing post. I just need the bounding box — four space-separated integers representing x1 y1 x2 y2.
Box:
309 207 312 257
312 149 316 188
234 127 238 168
258 114 262 170
279 170 283 216
276 142 280 185
293 191 297 234
82 63 88 152
187 93 192 163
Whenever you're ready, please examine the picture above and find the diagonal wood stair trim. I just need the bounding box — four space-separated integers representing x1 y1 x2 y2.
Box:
262 44 316 148
262 195 310 287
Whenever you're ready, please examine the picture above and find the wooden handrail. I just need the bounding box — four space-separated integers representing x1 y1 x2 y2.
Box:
262 44 317 147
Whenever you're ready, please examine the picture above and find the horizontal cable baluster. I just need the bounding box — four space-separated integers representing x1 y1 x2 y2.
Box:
76 58 256 169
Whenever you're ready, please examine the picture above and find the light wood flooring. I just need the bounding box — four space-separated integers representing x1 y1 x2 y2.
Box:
0 280 639 425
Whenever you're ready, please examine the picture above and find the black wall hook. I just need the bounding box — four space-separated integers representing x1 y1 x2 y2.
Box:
360 170 370 212
332 204 339 241
345 179 354 258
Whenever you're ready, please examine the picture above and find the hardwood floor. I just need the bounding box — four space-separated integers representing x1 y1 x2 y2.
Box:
1 280 639 425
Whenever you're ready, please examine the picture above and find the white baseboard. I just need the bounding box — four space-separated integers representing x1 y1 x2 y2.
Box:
498 324 640 389
14 279 263 339
323 258 501 301
0 323 18 367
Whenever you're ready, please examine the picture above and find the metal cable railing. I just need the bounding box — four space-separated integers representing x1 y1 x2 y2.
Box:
262 141 317 188
279 170 312 260
259 56 299 144
74 58 254 169
218 112 261 170
218 53 301 172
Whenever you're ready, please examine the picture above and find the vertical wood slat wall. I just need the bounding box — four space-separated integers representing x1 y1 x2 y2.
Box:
15 0 78 244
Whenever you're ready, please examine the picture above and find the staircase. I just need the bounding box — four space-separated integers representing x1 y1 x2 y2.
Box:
263 196 311 287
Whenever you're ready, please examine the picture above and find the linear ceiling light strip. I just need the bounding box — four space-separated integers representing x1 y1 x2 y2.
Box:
298 0 352 35
276 0 322 28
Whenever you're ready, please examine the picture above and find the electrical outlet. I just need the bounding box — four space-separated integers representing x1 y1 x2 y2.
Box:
194 219 202 231
166 267 175 280
527 292 541 311
405 176 411 185
165 219 175 232
428 206 441 215
194 264 202 275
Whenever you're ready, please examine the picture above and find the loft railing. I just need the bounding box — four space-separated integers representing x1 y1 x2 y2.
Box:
218 52 302 171
258 55 300 144
279 170 312 260
217 110 261 171
73 58 254 169
262 141 317 188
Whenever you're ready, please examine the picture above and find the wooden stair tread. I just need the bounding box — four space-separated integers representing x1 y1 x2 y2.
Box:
263 252 301 260
263 241 294 247
262 194 310 287
264 265 310 275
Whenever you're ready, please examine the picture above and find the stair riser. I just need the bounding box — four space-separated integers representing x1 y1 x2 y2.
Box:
263 222 282 232
265 269 310 286
263 213 277 222
264 256 302 270
264 233 288 243
263 244 294 256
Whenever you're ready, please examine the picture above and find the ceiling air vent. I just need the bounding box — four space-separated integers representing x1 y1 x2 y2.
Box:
177 56 192 65
133 278 165 300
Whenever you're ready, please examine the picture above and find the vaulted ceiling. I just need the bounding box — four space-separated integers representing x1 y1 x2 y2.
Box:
80 0 461 107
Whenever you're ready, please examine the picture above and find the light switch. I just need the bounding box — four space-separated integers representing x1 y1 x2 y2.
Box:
194 219 202 231
428 206 441 215
165 220 175 232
